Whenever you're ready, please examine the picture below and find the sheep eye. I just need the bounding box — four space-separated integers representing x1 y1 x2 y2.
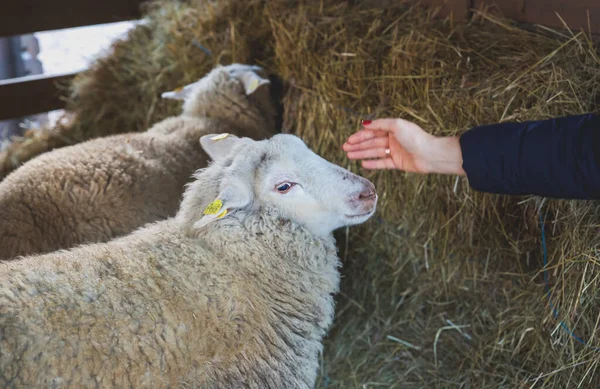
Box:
276 182 294 194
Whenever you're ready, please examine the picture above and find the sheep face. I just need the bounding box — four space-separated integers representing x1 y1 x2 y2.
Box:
196 133 378 237
161 63 271 117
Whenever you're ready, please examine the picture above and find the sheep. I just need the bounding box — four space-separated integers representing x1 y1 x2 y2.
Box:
0 132 378 389
0 63 279 261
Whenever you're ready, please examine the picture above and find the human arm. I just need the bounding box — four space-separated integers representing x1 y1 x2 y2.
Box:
342 118 465 175
342 114 600 199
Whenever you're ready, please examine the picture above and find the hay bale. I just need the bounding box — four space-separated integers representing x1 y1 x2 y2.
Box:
2 0 600 386
267 3 600 387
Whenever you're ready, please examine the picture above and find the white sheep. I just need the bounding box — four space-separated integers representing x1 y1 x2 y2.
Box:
0 63 278 261
0 132 378 388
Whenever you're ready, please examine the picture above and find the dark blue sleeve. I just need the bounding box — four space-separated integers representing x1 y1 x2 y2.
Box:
459 113 600 199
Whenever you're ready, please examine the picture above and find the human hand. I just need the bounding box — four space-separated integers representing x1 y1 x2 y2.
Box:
342 118 465 176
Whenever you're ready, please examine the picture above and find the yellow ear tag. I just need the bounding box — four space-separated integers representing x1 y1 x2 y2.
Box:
216 209 228 219
173 86 184 92
203 199 223 215
210 133 229 141
248 78 259 93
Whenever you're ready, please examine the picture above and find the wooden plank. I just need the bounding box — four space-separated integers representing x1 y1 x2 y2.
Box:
419 0 472 21
475 0 600 35
473 0 523 18
0 71 77 121
0 0 145 38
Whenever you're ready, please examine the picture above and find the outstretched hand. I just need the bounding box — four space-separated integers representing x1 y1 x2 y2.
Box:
342 118 465 176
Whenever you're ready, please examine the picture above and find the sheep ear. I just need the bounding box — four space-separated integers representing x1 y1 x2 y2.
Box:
161 80 202 100
193 182 252 229
238 71 270 95
200 133 253 161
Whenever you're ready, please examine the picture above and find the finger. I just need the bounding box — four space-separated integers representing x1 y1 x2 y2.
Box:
361 118 403 132
361 158 396 170
342 136 389 151
346 148 389 160
344 129 387 145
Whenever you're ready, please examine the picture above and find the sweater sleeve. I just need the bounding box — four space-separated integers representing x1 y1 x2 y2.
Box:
459 113 600 199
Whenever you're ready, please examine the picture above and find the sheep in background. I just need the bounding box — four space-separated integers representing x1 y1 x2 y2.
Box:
0 132 378 389
0 63 279 261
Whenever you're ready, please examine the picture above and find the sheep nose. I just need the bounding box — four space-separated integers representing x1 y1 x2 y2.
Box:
358 183 377 201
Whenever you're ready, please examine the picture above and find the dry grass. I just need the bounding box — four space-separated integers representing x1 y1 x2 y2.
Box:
3 0 600 387
267 2 600 388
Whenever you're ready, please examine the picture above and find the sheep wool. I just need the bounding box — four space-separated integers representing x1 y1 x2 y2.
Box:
0 64 278 261
0 133 378 389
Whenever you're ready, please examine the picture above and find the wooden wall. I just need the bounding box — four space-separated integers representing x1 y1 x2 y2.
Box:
0 0 145 121
422 0 600 35
0 0 144 37
420 0 471 21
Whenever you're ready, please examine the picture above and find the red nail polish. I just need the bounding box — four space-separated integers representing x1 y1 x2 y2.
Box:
361 119 372 126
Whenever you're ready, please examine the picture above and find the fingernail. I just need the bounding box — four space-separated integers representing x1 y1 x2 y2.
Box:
361 119 372 126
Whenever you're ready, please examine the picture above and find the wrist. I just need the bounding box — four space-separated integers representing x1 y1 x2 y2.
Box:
423 136 465 176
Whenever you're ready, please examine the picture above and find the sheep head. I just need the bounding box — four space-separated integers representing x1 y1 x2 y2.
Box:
187 133 378 237
161 63 277 138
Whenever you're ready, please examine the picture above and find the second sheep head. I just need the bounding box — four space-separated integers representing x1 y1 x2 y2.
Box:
160 63 276 138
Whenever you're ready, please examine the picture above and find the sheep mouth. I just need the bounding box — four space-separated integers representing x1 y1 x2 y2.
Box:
345 209 375 219
346 197 377 220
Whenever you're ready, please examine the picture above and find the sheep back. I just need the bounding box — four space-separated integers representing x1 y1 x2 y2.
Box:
0 207 340 389
0 115 270 261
